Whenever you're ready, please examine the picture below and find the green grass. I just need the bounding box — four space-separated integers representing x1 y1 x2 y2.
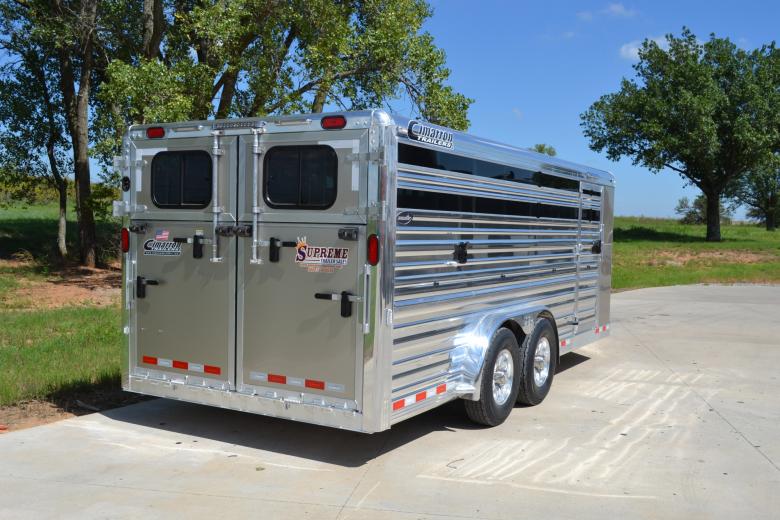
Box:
613 216 780 290
0 306 122 406
1 202 123 406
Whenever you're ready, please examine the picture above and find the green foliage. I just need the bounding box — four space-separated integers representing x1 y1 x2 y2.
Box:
733 158 780 229
674 195 732 225
95 0 472 166
581 28 780 240
531 144 557 157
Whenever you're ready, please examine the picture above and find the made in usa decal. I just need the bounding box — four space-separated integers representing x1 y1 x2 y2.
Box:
295 237 349 273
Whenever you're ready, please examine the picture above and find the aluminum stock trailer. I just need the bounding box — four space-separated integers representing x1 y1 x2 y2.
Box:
113 110 614 432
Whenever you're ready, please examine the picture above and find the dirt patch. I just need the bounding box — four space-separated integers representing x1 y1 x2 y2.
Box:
644 250 775 267
0 259 120 309
0 388 151 433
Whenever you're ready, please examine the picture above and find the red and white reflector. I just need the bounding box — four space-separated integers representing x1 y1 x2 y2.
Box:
367 234 380 265
320 115 347 129
141 354 220 375
120 227 129 253
146 126 165 138
392 383 448 411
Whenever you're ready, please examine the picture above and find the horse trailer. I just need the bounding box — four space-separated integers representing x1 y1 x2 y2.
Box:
113 110 614 432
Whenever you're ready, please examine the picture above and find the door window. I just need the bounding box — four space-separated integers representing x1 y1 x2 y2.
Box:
264 145 338 209
151 151 212 208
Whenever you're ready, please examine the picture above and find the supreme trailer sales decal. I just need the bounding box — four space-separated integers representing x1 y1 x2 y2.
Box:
295 237 349 273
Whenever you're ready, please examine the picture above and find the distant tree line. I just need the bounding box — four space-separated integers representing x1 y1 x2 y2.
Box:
0 0 472 266
582 28 780 238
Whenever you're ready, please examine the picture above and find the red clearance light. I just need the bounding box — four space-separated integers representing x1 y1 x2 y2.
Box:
367 234 380 266
120 227 130 253
146 127 165 138
320 115 347 129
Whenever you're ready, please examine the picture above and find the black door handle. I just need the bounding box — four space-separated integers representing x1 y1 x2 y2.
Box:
269 238 297 262
136 276 158 298
591 240 602 254
313 291 354 317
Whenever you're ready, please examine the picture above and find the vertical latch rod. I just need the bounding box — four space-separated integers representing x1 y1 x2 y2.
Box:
210 130 224 263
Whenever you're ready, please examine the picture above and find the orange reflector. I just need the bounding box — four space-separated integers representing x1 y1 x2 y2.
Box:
320 115 347 129
268 373 286 384
146 126 165 138
367 234 379 265
121 227 129 253
305 379 325 390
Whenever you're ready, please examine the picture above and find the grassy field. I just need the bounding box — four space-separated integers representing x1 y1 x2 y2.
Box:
613 216 780 289
0 204 779 409
0 203 122 408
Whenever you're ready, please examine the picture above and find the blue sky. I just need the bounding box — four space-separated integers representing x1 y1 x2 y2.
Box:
415 0 780 218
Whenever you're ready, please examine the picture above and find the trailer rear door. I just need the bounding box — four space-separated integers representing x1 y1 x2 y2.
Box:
237 130 369 407
130 135 237 388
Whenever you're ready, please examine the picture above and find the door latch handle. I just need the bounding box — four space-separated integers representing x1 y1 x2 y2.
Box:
269 237 297 262
314 291 359 318
591 240 602 254
136 276 159 299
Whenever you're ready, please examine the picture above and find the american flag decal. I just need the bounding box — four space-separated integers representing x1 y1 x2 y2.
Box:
154 229 170 241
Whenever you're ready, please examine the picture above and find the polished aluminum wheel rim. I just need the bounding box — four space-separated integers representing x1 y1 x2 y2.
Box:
534 337 551 387
492 349 514 405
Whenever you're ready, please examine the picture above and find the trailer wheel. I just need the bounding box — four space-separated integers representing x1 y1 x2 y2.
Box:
516 318 557 406
464 328 521 426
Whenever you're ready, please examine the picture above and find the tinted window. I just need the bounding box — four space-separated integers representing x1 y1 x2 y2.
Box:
398 143 580 192
397 189 579 220
264 146 337 209
151 151 212 208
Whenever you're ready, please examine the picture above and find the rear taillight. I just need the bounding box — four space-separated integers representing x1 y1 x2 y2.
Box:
146 126 165 138
367 234 380 265
120 227 129 253
320 115 347 129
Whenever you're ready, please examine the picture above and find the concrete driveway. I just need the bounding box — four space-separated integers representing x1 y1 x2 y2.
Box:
1 285 778 519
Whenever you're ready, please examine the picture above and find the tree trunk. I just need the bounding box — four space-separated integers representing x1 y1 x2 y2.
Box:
704 191 721 242
57 179 68 258
142 0 165 59
311 81 329 113
767 210 777 231
54 0 98 266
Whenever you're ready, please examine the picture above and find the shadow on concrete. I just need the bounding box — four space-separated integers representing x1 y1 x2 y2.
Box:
557 352 590 374
102 353 592 467
102 397 481 468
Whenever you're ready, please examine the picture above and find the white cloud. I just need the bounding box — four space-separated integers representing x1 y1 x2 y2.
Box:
577 11 594 21
603 3 637 17
619 36 668 61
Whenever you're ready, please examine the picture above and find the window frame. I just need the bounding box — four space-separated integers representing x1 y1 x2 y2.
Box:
263 144 339 210
150 150 213 209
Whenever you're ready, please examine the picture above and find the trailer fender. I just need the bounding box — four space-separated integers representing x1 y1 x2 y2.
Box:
458 306 557 402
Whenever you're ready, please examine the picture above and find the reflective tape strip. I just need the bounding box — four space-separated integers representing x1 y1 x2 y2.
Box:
392 383 448 411
595 323 610 334
253 371 344 393
560 339 568 347
142 355 218 376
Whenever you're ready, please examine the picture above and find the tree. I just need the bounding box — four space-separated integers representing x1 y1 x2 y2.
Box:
531 144 556 156
0 41 71 258
734 159 780 230
95 0 472 165
581 28 780 241
0 0 104 266
675 195 732 225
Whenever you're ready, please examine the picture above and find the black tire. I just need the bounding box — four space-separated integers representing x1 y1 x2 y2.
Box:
516 318 558 406
464 328 521 426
